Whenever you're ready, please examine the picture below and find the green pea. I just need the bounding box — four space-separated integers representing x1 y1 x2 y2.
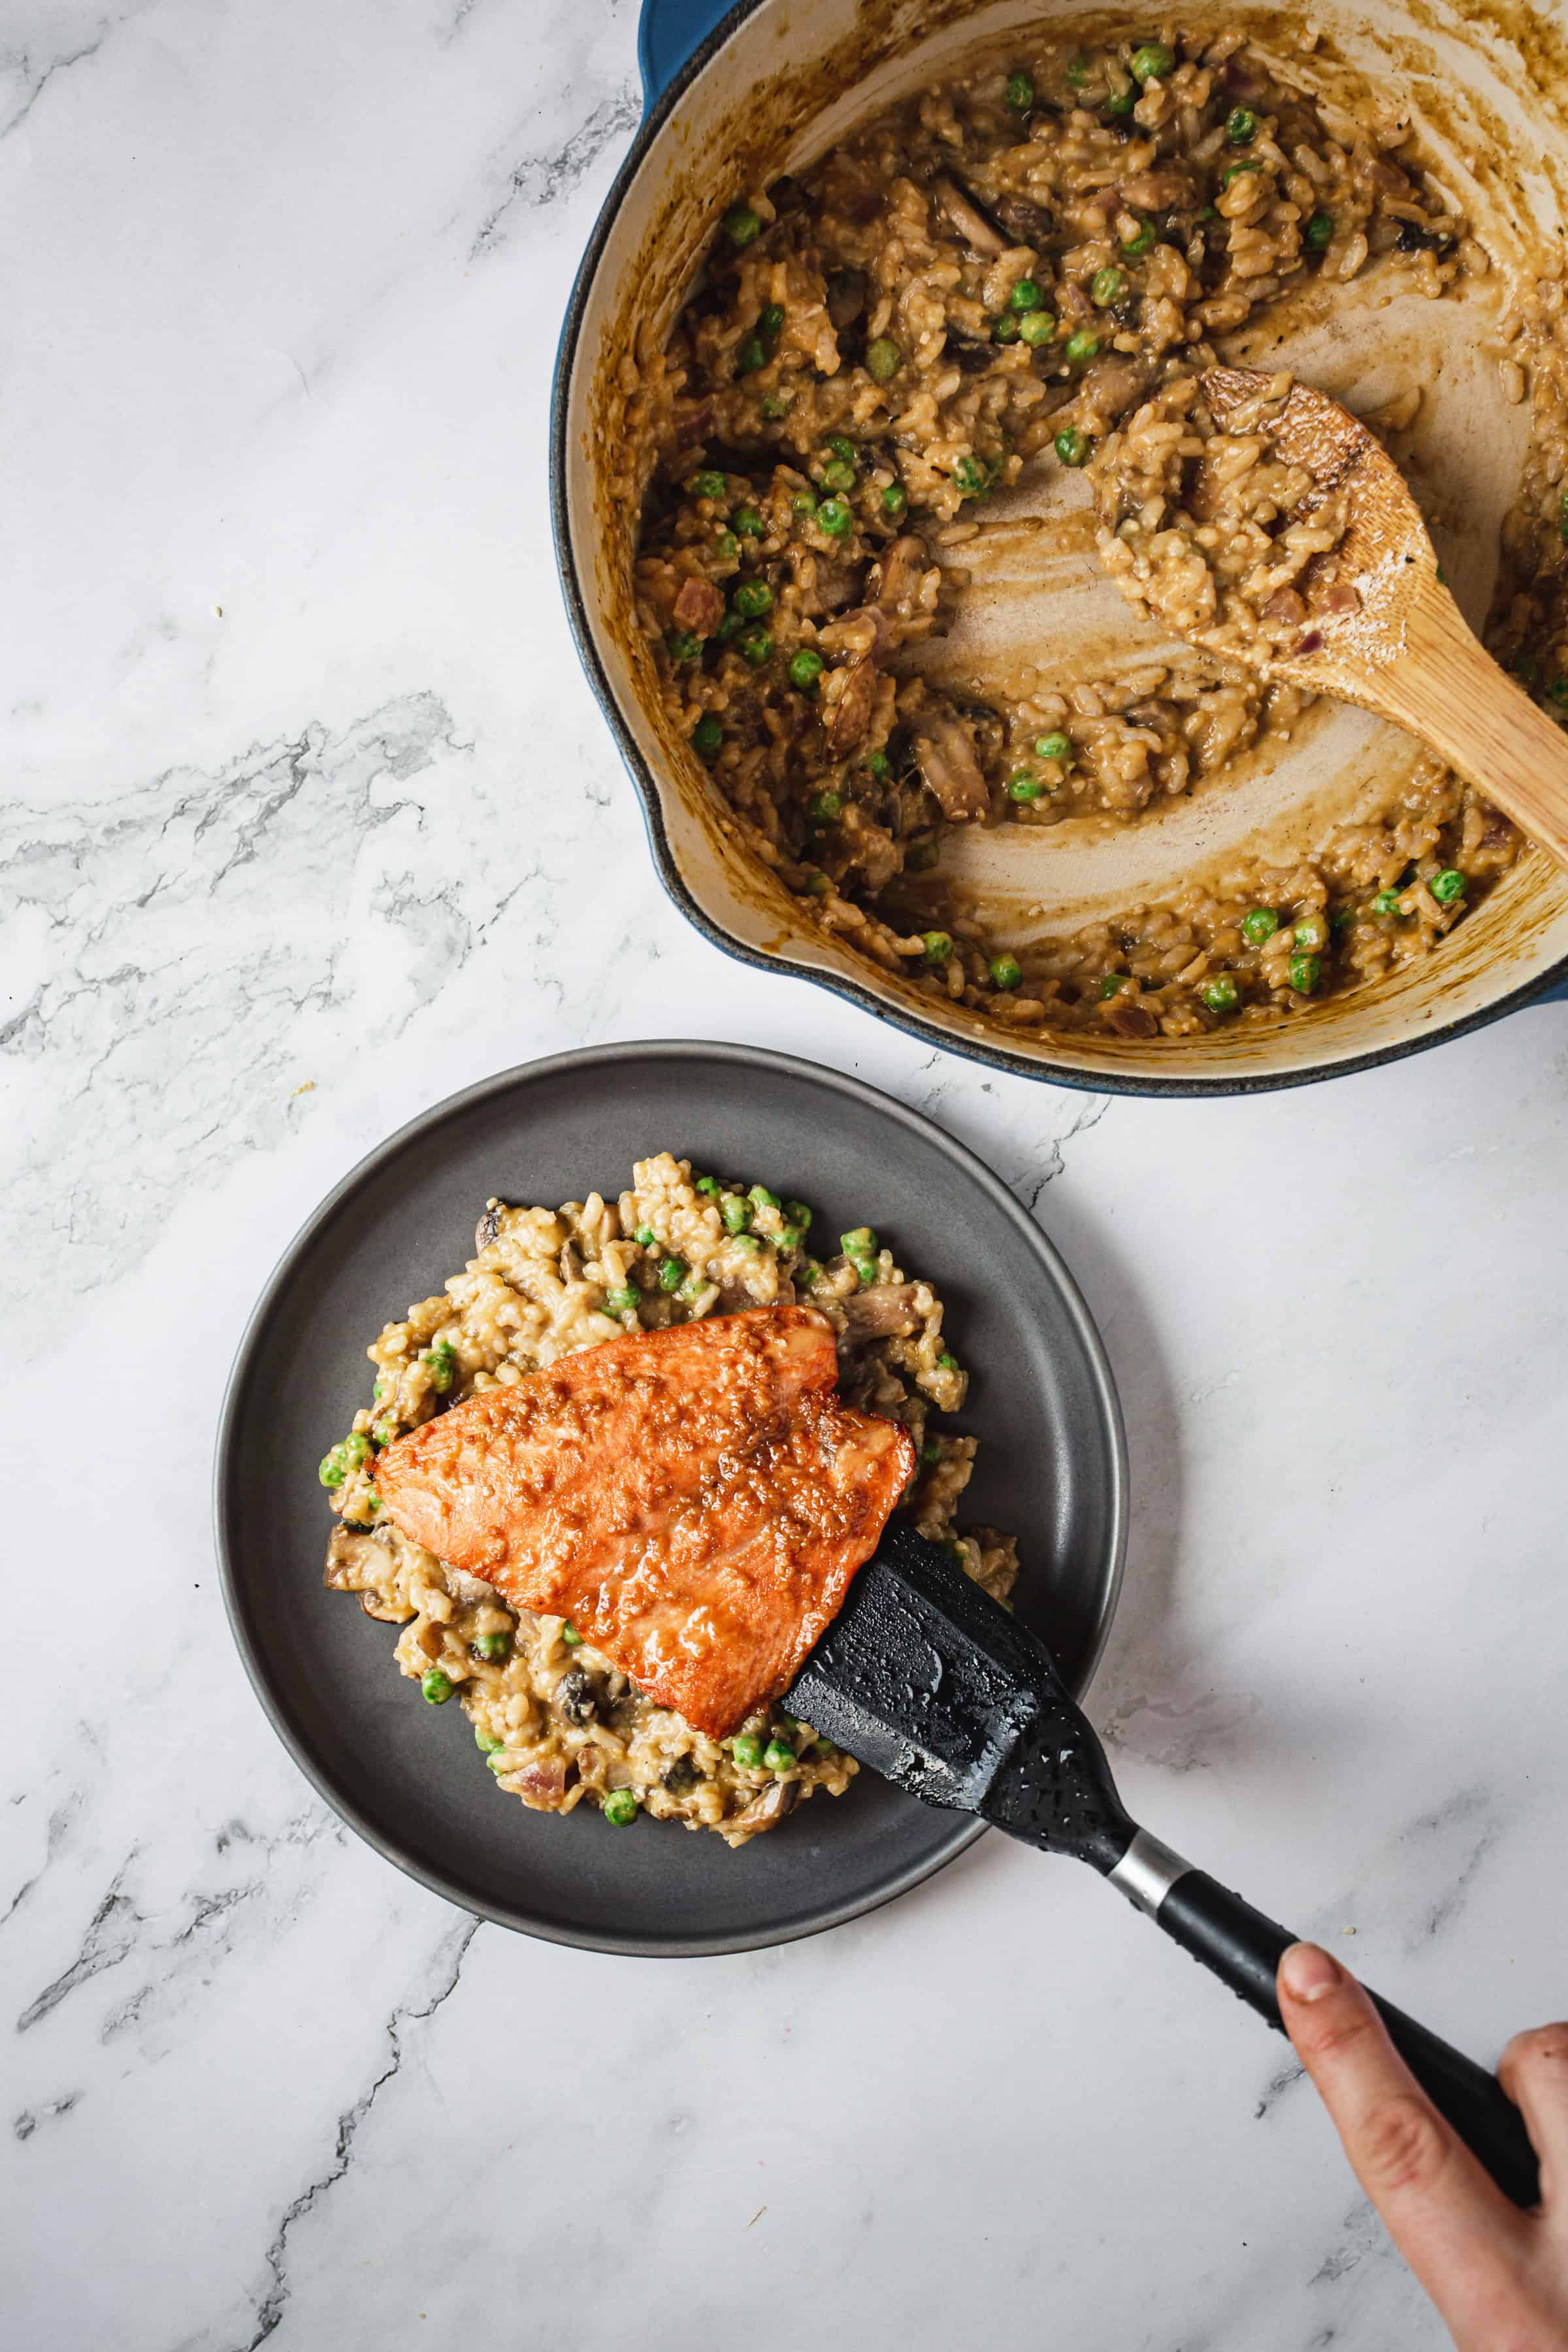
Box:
475 1726 506 1752
715 610 743 641
760 395 789 419
784 1200 811 1230
1019 310 1056 346
1330 906 1355 932
1226 106 1257 142
789 648 825 691
989 953 1023 991
691 713 723 758
749 1184 781 1211
1100 972 1132 999
678 1270 708 1303
825 434 857 462
732 578 773 618
817 496 853 538
667 627 700 663
737 623 773 665
634 1224 658 1247
923 930 953 966
721 1193 753 1233
734 1233 763 1253
1241 906 1279 944
921 1440 941 1463
866 337 902 382
1005 69 1035 109
691 469 727 500
763 1739 798 1772
1008 282 1043 316
883 481 908 517
954 455 993 496
696 1175 721 1195
992 311 1021 343
421 1668 453 1705
841 1226 877 1255
1304 210 1335 249
1292 911 1329 953
602 1285 640 1315
1224 160 1262 187
713 531 738 560
733 504 763 535
864 749 889 779
1201 975 1240 1013
730 1733 765 1768
561 1620 584 1648
849 1254 878 1288
802 871 832 896
602 1789 639 1826
1199 204 1217 221
1550 679 1568 707
1066 55 1090 86
723 204 762 247
343 1431 370 1467
796 1258 822 1286
1064 329 1100 363
1121 218 1155 255
474 1631 512 1662
1288 953 1322 993
1090 267 1127 305
1430 868 1467 904
1372 888 1405 915
1008 772 1044 802
1036 730 1072 760
363 1487 381 1516
373 1422 397 1447
658 1254 687 1292
373 1378 386 1401
820 457 856 493
486 1749 510 1772
318 1447 347 1489
1054 426 1089 466
1130 42 1173 82
778 1224 804 1251
937 1352 960 1373
736 336 768 374
1103 89 1135 118
759 302 785 339
791 490 818 518
809 787 842 821
423 1344 456 1393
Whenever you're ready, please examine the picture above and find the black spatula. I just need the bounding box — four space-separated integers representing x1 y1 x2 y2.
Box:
785 1520 1539 2208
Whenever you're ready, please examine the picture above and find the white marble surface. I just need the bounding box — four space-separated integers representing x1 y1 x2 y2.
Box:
3 5 1566 2345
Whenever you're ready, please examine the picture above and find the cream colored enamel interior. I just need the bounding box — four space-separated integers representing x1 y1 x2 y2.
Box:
568 0 1568 1079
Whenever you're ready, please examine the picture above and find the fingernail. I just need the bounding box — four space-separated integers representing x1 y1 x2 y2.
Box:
1281 1942 1343 2002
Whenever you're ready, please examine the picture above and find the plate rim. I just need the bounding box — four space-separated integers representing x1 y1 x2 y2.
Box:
212 1039 1128 1956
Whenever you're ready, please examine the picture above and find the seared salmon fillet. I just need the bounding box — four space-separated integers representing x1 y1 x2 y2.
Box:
375 1305 916 1737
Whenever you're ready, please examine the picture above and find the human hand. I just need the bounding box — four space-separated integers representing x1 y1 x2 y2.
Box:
1279 1942 1568 2350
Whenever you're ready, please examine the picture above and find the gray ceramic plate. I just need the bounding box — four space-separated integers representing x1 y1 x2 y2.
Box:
215 1042 1126 1955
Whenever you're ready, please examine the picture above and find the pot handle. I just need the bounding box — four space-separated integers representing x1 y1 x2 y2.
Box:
638 0 737 112
1526 973 1568 1005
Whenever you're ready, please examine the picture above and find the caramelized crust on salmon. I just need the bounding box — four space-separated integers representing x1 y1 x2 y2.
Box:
375 1305 916 1737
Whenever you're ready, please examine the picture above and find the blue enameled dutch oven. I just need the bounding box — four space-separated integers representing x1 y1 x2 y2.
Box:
551 0 1568 1094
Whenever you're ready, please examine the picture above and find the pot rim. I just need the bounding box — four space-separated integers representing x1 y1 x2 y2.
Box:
549 0 1568 1098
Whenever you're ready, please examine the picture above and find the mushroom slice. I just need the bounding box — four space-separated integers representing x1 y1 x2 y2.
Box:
934 173 1009 256
730 1776 801 1837
874 535 931 621
909 708 990 820
826 657 881 756
841 1283 923 1343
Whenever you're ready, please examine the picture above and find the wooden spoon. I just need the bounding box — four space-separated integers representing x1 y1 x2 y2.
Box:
1200 364 1568 871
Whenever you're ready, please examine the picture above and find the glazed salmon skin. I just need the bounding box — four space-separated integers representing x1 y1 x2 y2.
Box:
375 1305 917 1737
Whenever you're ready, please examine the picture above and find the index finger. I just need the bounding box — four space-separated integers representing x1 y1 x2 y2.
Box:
1277 1943 1530 2323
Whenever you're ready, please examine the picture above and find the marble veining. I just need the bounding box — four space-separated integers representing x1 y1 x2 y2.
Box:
3 3 1566 2347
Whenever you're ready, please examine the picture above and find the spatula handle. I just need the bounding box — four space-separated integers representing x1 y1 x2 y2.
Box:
1113 1841 1539 2208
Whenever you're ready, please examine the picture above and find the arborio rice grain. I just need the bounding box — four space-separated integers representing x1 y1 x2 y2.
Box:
320 1153 1017 1846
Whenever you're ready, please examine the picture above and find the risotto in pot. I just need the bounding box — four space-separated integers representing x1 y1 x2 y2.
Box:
630 23 1566 1043
319 1152 1018 1845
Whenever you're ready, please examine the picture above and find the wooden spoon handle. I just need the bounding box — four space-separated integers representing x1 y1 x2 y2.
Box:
1375 586 1568 872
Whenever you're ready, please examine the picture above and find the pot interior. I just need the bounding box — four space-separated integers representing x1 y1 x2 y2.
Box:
562 0 1568 1085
